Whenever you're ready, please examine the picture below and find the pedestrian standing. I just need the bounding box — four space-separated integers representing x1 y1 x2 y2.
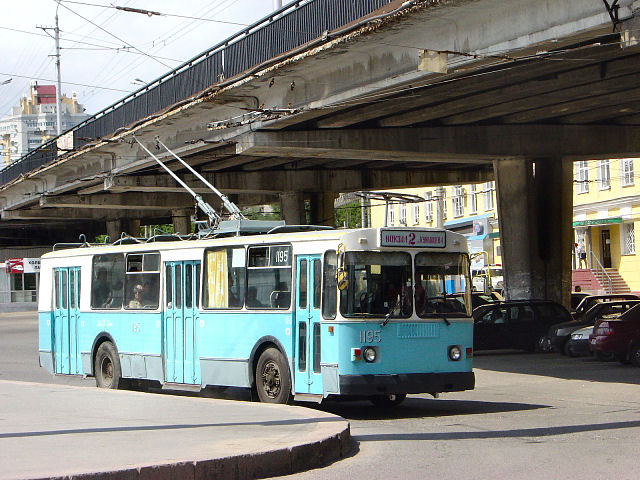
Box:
577 241 587 269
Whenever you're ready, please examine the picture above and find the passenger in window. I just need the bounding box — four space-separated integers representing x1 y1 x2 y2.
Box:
273 281 290 308
128 284 144 309
93 270 109 307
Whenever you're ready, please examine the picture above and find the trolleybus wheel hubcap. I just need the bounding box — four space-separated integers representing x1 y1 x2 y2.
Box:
262 360 280 398
101 357 113 385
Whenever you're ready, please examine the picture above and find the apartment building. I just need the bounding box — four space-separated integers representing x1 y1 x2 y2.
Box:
0 82 90 166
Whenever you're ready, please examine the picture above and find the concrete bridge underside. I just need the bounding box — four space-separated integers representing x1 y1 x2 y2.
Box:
4 0 640 305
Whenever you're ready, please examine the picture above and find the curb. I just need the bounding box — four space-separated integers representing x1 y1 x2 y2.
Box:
33 423 351 480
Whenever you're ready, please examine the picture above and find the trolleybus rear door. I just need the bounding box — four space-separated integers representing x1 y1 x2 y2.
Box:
164 261 201 385
53 266 81 375
295 255 323 395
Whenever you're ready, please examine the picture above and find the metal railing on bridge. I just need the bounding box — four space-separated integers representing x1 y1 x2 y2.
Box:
0 0 391 187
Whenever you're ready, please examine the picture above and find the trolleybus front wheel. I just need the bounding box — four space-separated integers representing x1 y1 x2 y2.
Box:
94 341 123 389
255 347 292 404
370 393 407 408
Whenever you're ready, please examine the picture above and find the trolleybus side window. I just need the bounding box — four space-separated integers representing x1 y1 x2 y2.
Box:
322 251 337 319
339 251 412 318
165 264 172 307
299 260 307 309
203 247 246 309
414 252 470 317
313 259 321 309
124 253 160 310
91 254 125 309
54 271 60 309
61 270 67 309
247 245 291 309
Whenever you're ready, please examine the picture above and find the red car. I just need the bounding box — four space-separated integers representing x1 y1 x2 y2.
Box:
589 303 640 365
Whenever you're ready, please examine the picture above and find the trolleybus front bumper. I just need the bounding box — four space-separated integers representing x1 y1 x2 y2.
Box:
339 372 475 395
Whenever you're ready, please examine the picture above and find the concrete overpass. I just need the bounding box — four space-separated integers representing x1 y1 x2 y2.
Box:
3 0 640 304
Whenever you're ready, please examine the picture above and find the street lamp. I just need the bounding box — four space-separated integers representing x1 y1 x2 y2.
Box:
131 78 146 86
0 78 12 85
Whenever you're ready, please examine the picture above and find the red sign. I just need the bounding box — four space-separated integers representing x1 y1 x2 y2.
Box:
6 258 24 273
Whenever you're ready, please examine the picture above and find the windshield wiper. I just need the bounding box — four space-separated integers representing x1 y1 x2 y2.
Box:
380 312 391 328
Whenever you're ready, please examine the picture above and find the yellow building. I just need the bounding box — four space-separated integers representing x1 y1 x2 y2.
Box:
367 158 640 293
573 158 639 292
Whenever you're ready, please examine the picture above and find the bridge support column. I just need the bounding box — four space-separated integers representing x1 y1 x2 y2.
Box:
172 209 191 235
279 192 306 225
309 192 335 226
495 157 572 307
125 219 140 237
106 219 122 243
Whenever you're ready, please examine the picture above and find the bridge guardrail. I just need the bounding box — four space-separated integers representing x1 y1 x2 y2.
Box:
0 0 390 188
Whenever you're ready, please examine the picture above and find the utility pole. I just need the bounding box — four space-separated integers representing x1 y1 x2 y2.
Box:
54 9 62 137
273 0 282 10
38 3 63 137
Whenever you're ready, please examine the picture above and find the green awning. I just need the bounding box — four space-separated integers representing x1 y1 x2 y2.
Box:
573 217 622 227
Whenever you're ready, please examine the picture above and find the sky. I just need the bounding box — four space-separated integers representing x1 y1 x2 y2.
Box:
0 0 290 117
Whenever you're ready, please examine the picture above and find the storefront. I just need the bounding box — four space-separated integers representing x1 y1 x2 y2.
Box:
572 217 624 270
0 247 50 311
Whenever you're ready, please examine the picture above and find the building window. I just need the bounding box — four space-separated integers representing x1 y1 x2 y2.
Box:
470 184 478 214
424 192 433 222
621 158 634 187
441 189 447 220
388 204 395 226
575 161 589 194
597 160 610 190
399 202 407 226
411 201 419 225
452 186 464 217
483 182 494 211
623 222 636 255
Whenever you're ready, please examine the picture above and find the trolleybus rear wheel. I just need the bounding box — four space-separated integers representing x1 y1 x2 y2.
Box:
95 341 122 389
370 393 406 408
255 348 291 404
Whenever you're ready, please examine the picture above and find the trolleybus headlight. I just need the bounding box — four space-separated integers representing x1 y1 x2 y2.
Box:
448 345 462 361
363 346 377 363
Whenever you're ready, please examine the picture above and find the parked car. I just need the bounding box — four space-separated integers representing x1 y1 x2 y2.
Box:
565 325 593 357
471 291 504 311
571 292 590 314
590 303 640 365
548 300 640 355
572 294 640 321
473 300 571 352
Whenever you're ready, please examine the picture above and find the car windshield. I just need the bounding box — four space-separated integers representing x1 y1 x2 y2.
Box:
415 252 471 317
339 251 412 318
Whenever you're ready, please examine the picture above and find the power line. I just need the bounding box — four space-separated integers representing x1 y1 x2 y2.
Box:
57 0 252 28
0 71 130 92
56 1 172 69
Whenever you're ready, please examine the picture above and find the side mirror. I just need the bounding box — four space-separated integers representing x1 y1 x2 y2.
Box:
335 244 348 291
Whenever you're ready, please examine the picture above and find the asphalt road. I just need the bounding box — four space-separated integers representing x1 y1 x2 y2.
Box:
4 312 640 479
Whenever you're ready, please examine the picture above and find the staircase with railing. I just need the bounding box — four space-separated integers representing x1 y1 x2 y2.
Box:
572 252 632 294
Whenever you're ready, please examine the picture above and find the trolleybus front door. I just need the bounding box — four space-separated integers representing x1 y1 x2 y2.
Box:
164 261 201 385
53 266 81 375
294 255 323 395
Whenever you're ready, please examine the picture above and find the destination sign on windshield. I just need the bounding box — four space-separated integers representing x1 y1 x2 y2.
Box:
380 230 446 248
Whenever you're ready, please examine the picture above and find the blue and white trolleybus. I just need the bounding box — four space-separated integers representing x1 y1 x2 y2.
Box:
38 224 474 406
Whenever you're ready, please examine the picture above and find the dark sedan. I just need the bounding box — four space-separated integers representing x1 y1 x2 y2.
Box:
473 300 571 352
548 300 640 355
572 294 639 321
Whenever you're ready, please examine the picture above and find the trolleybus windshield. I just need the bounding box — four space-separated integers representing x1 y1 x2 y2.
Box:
414 252 470 317
339 251 412 318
